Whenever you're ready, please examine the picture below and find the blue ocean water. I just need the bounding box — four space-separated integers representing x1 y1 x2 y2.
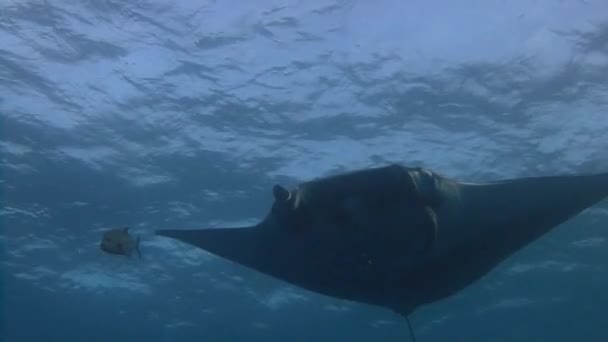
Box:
2 1 608 341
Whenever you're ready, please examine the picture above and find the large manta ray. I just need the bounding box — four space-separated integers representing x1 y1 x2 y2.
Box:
156 164 608 340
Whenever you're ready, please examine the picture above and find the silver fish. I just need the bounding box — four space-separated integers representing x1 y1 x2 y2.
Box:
100 227 141 258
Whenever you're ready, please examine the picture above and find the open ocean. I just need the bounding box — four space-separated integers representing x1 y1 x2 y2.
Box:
2 1 608 341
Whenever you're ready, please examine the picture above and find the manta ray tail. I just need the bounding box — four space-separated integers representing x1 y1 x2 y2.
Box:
405 316 417 342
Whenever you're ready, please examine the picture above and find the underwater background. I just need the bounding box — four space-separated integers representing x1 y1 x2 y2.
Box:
2 1 608 341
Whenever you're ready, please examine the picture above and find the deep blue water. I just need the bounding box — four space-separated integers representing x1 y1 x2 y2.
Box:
2 1 608 341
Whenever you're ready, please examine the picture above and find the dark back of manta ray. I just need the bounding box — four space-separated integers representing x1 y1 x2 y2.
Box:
268 165 437 303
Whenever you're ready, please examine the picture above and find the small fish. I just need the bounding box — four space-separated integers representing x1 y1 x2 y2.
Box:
100 227 142 258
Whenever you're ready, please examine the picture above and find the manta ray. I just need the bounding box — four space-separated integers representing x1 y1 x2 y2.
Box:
156 164 608 340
